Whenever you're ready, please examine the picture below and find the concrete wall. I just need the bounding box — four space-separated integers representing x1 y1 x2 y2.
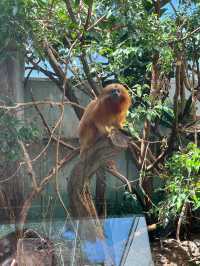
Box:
25 78 80 138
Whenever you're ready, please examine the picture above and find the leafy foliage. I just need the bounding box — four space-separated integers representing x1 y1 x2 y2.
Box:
0 110 40 161
92 1 177 86
0 0 30 51
126 83 174 138
158 143 200 224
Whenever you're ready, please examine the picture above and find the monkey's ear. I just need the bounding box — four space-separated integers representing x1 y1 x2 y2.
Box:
120 83 130 91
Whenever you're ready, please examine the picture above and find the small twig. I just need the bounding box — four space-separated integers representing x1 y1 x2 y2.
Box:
0 100 84 111
139 120 150 167
77 0 83 24
27 55 61 87
30 104 66 163
43 39 84 119
54 68 73 223
147 150 165 171
18 148 79 230
24 68 34 88
189 256 200 262
31 91 76 150
0 163 23 183
140 142 149 174
117 178 139 189
170 2 178 15
87 14 107 31
182 26 200 41
183 60 192 91
80 52 99 96
0 100 82 162
19 141 38 191
106 166 132 193
176 201 188 241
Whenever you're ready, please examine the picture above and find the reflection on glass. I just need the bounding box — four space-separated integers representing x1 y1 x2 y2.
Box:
62 216 153 266
0 216 153 266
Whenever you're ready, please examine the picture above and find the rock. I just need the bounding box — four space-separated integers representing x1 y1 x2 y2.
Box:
16 238 54 266
0 232 17 264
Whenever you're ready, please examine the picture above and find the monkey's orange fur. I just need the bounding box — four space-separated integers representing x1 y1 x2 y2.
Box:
78 83 131 156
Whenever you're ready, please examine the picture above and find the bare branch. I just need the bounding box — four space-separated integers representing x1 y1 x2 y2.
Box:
87 14 107 31
170 1 178 15
84 0 93 30
80 52 99 96
147 150 165 171
31 91 76 150
0 100 84 111
176 202 188 241
43 40 84 119
27 55 61 88
106 167 132 193
43 40 65 79
182 26 200 41
64 0 77 24
18 148 79 230
19 141 38 191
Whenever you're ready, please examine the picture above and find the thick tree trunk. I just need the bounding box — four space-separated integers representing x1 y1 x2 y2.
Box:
140 54 160 208
95 168 107 218
0 43 25 223
68 134 128 240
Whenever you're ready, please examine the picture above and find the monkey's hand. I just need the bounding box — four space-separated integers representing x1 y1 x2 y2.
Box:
105 126 114 136
105 119 125 135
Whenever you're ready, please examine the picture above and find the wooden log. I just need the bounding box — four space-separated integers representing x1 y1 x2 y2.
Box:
67 131 128 240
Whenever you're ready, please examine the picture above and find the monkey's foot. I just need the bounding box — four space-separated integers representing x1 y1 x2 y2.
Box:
108 129 128 148
106 159 116 170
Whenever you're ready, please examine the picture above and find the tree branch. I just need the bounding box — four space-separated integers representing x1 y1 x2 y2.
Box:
80 52 99 96
30 91 76 150
43 40 84 119
64 0 77 24
18 149 79 231
84 0 93 30
19 141 38 192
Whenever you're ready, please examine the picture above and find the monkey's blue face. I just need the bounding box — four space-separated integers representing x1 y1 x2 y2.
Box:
110 88 121 100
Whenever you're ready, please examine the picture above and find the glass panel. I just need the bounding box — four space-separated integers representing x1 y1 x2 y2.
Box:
0 216 153 266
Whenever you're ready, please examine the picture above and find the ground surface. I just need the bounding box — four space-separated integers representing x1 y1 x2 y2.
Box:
151 238 200 265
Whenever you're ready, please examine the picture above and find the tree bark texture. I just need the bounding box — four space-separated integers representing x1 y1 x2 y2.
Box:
67 134 128 240
0 44 25 222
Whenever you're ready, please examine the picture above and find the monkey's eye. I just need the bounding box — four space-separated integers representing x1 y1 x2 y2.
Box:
111 88 120 98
